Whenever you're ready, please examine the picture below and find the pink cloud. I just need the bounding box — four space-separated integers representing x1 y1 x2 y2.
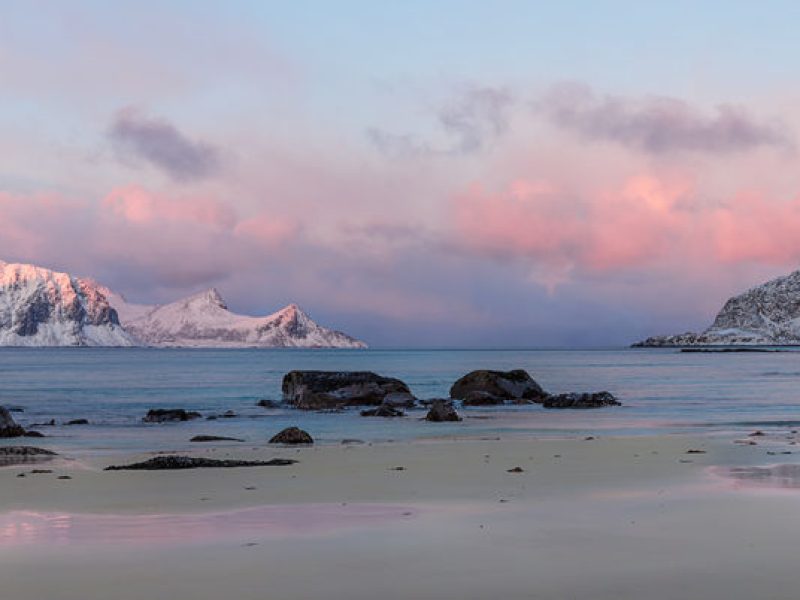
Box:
102 185 236 229
712 192 800 264
452 173 800 288
234 214 300 248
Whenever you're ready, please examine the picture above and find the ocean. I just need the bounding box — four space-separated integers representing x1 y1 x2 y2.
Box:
2 347 800 456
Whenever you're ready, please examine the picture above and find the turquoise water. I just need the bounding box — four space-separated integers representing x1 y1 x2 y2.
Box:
2 348 800 455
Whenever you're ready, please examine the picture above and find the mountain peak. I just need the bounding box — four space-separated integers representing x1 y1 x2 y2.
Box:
186 288 228 310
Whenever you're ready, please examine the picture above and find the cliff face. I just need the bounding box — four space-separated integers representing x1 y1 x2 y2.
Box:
0 261 136 347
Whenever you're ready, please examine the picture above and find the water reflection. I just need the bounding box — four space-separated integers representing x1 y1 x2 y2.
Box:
718 464 800 489
0 504 418 546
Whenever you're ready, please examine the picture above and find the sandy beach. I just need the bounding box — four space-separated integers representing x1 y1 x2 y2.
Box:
1 432 798 599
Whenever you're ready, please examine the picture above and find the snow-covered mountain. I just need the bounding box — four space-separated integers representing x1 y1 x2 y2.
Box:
0 261 136 346
0 261 366 348
635 269 800 346
108 288 367 348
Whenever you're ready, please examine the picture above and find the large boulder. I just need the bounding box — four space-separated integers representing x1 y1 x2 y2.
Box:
269 426 314 444
282 371 411 410
542 392 621 409
425 399 462 422
0 406 26 438
143 409 202 423
450 369 546 404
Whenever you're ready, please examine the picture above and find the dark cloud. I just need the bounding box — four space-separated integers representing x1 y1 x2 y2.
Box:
109 107 222 181
538 83 792 154
368 85 514 157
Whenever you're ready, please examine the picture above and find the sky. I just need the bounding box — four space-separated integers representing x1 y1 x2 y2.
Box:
3 1 800 347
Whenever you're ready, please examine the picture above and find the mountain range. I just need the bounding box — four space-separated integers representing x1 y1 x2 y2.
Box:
0 260 366 348
635 269 800 346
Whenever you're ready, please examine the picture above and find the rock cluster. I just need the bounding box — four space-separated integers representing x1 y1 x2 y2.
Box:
282 371 413 410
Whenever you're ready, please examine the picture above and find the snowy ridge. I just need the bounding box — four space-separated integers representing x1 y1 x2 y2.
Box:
114 288 367 348
0 261 366 348
0 261 136 347
635 269 800 346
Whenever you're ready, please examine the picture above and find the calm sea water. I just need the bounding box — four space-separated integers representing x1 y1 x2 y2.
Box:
2 348 800 455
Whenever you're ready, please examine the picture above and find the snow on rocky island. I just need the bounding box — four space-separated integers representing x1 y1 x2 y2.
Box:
635 269 800 347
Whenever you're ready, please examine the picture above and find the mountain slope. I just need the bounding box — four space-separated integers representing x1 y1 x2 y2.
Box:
110 288 367 348
0 261 136 346
635 269 800 346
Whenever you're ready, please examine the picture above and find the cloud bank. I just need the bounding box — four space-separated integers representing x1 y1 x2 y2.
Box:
538 83 792 155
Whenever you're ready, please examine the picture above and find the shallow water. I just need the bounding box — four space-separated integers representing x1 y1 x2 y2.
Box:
2 347 800 454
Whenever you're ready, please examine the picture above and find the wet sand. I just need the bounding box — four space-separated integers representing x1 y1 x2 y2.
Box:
0 433 798 599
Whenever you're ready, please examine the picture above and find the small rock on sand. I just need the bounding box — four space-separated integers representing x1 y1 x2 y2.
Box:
190 435 245 443
269 427 314 445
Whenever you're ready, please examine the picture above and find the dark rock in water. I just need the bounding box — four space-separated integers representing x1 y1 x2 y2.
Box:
282 371 411 410
143 409 202 423
190 435 245 443
257 399 280 409
30 419 56 427
269 427 314 444
425 400 462 422
0 446 57 466
0 406 26 438
461 390 506 406
507 466 525 473
542 392 621 409
381 392 417 408
66 419 89 426
341 439 365 445
105 456 298 471
206 410 237 420
450 370 546 404
360 405 405 418
7 406 24 413
24 431 45 438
